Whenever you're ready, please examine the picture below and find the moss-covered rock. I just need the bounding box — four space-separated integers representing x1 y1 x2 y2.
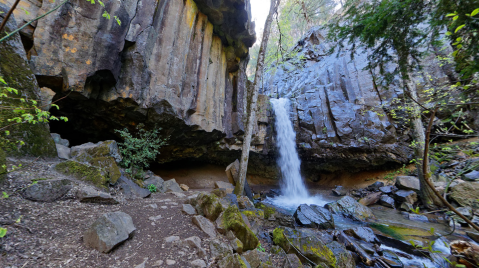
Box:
218 253 250 268
89 157 121 184
241 209 265 222
195 192 225 221
0 4 56 157
218 205 259 251
55 161 108 188
71 141 122 163
272 227 352 268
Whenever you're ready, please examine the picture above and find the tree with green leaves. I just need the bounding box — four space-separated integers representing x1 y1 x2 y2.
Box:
327 0 479 207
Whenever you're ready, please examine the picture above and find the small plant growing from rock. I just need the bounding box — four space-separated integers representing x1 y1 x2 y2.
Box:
0 227 6 238
257 243 265 252
147 184 157 193
410 206 421 214
115 124 168 178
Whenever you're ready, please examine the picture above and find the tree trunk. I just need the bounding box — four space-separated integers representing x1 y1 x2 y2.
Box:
235 0 280 195
406 83 443 208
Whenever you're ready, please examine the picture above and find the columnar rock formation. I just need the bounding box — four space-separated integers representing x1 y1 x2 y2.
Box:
261 27 454 179
2 0 274 164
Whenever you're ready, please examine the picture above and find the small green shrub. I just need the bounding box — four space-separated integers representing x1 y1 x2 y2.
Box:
115 124 168 176
257 243 265 252
0 227 6 238
147 184 157 193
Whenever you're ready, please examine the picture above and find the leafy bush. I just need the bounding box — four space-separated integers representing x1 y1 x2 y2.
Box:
147 184 157 193
115 124 168 177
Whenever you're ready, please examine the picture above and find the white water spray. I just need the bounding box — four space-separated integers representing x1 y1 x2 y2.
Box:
268 98 327 211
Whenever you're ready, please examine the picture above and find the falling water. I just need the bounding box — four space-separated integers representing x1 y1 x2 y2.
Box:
268 98 327 211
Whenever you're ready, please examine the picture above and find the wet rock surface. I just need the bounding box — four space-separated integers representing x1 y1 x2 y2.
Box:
326 196 376 221
293 204 334 229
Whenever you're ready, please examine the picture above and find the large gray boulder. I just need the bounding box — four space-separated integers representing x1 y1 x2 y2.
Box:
293 204 334 229
161 179 183 193
22 179 72 202
71 141 122 163
83 211 135 253
394 190 418 204
395 176 420 191
450 181 479 207
118 174 151 199
76 186 118 204
326 196 376 221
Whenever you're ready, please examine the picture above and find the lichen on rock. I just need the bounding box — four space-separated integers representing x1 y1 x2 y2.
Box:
55 161 108 188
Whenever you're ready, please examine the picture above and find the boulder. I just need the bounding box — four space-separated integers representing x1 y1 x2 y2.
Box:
450 181 479 207
54 160 109 188
242 250 272 268
190 259 207 267
379 195 395 208
143 175 164 190
218 253 251 268
273 227 354 267
215 206 259 250
182 236 206 258
326 196 376 221
395 176 420 191
344 227 380 244
230 238 244 254
117 174 151 199
366 181 384 191
332 186 347 196
214 181 235 194
180 184 189 191
71 140 122 163
220 194 239 209
293 204 334 229
284 254 303 268
51 133 70 147
209 239 233 259
83 211 135 253
22 179 72 202
379 185 394 194
238 196 254 209
195 192 224 221
76 186 118 204
255 202 294 227
358 192 381 206
463 170 479 181
88 157 122 184
399 202 413 212
182 204 197 215
393 190 418 204
162 179 183 193
192 215 216 238
56 144 71 160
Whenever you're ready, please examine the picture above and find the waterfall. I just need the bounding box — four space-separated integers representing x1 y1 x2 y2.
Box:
268 98 327 211
270 98 309 198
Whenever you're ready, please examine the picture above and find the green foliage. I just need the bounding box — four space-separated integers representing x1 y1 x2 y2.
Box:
383 165 407 181
2 191 8 199
0 227 6 238
116 124 168 175
0 76 67 153
147 184 157 193
257 243 266 252
410 206 421 214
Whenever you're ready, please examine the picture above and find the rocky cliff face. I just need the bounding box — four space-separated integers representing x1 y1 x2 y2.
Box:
261 27 454 180
0 3 57 157
5 0 274 165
